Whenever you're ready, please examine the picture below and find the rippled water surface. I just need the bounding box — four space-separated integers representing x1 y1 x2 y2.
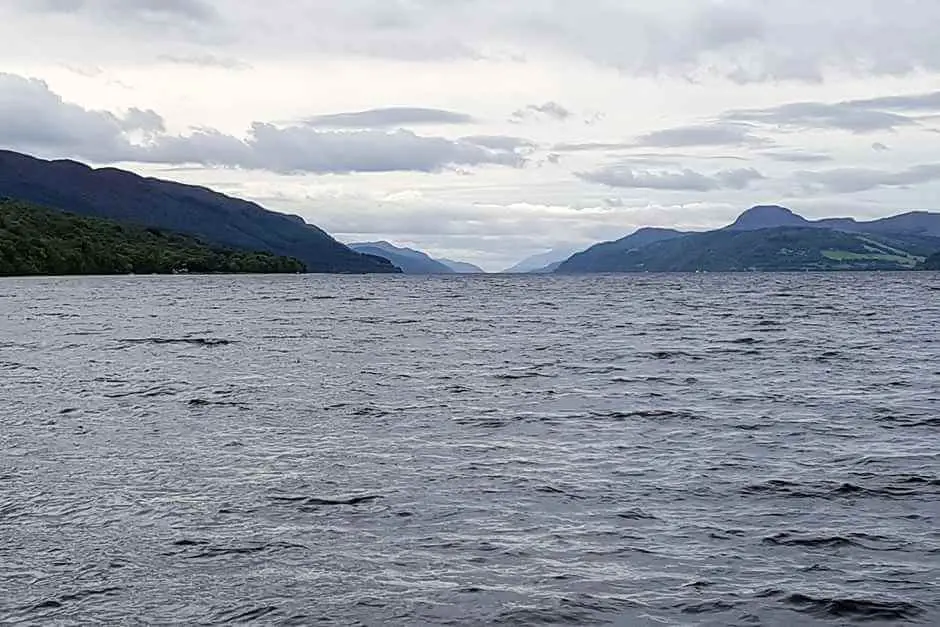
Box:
1 273 939 626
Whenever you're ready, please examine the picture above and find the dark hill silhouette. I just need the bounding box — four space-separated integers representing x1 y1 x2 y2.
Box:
553 227 686 273
0 150 397 273
726 204 940 237
348 241 456 274
725 205 811 230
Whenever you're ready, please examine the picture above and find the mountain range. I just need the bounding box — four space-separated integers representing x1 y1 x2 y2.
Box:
0 150 398 274
725 204 940 237
347 241 484 274
1 149 938 276
557 206 940 273
502 248 580 273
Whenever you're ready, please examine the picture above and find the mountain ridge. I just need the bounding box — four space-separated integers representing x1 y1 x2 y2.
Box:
556 206 940 273
348 241 458 274
0 150 398 274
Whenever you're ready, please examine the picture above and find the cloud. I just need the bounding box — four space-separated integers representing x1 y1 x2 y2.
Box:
460 135 537 151
29 0 217 23
142 125 526 173
0 73 525 174
158 53 252 70
846 91 940 112
0 73 164 160
636 123 769 147
796 164 940 193
8 1 940 83
577 165 764 191
724 101 916 133
762 151 832 163
871 142 891 152
510 101 573 122
303 107 476 128
552 141 635 152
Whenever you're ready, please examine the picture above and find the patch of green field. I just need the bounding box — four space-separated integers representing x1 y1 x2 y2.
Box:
822 249 919 266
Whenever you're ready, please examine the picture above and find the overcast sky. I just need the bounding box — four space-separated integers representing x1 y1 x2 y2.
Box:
1 0 939 269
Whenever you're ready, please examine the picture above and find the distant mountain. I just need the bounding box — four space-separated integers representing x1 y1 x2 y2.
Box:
348 241 456 274
726 204 940 237
725 205 811 230
557 227 940 273
530 261 564 274
555 227 687 273
559 205 940 273
0 150 398 273
815 212 940 238
503 247 580 273
0 199 305 276
439 258 486 273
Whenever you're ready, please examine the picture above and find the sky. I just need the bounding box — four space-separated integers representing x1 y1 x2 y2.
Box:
1 1 939 270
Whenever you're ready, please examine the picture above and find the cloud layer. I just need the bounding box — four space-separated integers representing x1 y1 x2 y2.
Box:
0 73 527 173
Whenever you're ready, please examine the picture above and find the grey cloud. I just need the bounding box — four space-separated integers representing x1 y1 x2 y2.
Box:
846 91 940 112
119 107 166 134
9 1 940 83
0 73 524 174
797 164 940 194
143 124 525 173
871 142 891 152
762 151 833 163
716 168 766 190
636 123 769 147
30 0 217 22
724 102 915 133
577 165 765 192
511 101 572 122
461 135 537 151
0 73 164 160
552 141 634 152
303 107 475 128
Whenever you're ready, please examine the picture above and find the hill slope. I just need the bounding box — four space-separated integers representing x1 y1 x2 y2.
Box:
348 241 456 274
0 200 305 276
557 227 940 273
727 205 940 237
503 248 580 273
0 150 397 273
440 258 486 273
922 252 940 270
554 227 686 273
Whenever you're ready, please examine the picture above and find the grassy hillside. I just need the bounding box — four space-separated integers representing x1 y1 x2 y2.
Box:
0 200 306 276
557 227 940 273
922 252 940 270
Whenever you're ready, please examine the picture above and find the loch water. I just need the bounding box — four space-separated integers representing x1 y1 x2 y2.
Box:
1 273 938 626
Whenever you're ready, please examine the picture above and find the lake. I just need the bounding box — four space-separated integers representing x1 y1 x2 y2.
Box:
1 273 938 625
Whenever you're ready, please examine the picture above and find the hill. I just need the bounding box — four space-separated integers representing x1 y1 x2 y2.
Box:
727 205 940 237
553 227 686 273
440 258 486 273
0 150 397 273
922 252 940 270
503 247 580 273
348 241 457 274
0 200 305 276
557 226 940 273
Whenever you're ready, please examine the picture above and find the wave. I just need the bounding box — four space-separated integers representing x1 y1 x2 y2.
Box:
119 337 233 347
271 495 383 507
782 593 924 621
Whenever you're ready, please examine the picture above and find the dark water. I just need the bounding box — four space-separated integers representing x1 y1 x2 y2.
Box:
1 273 938 626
